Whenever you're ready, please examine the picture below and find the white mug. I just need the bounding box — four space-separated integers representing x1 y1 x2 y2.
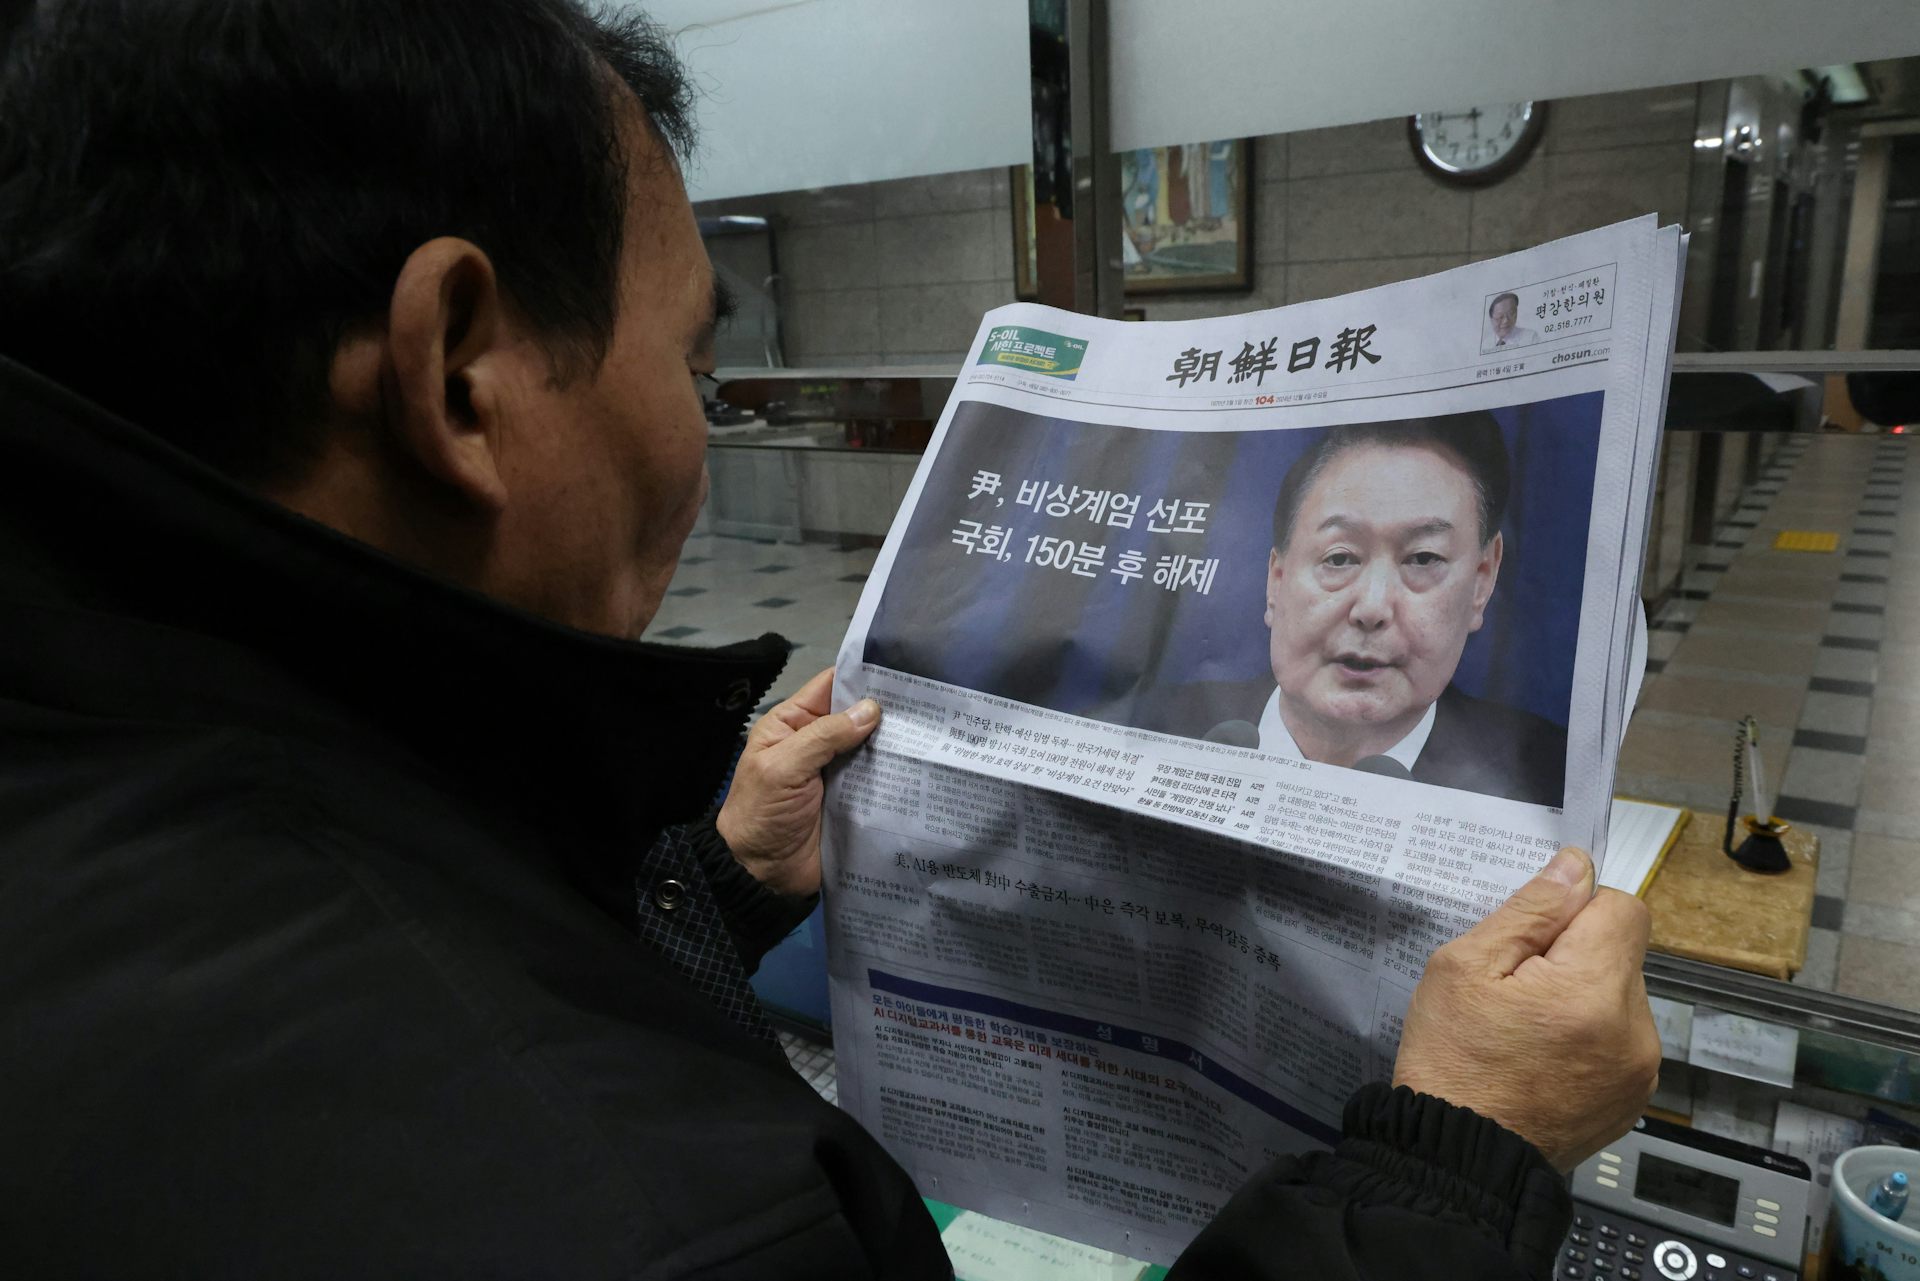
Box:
1823 1145 1920 1281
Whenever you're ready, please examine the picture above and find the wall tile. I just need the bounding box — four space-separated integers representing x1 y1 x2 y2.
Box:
772 184 872 228
1254 181 1286 265
841 456 895 536
707 233 771 285
788 352 879 369
1286 255 1468 305
692 193 775 220
874 209 1004 287
1547 143 1692 213
779 221 877 293
1138 291 1278 323
990 205 1016 288
1288 117 1415 179
1546 85 1701 154
782 289 879 361
881 351 969 368
877 281 1013 354
872 167 1002 218
1469 143 1691 255
1254 133 1288 182
1466 160 1546 257
887 456 919 511
1287 170 1472 261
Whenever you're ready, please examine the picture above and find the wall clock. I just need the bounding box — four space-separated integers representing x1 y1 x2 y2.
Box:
1407 102 1548 186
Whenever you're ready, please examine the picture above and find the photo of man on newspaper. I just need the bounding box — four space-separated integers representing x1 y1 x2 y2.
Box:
864 393 1602 810
1149 413 1568 805
1483 290 1540 350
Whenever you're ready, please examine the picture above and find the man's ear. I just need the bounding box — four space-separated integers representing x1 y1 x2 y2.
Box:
380 237 512 512
1468 530 1504 631
1264 547 1282 628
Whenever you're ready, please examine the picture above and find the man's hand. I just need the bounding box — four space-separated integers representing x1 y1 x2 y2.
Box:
715 668 880 898
1391 846 1660 1171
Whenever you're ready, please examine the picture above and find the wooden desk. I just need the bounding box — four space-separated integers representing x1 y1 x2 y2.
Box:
1643 819 1820 981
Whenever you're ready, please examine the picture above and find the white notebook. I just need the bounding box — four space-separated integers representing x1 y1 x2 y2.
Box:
1600 798 1691 896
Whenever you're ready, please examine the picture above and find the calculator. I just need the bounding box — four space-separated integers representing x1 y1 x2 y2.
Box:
1560 1116 1811 1281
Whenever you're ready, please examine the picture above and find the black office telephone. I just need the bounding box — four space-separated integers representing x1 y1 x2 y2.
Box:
1561 1117 1812 1281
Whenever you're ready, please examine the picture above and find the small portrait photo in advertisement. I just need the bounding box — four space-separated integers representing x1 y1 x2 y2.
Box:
863 395 1602 808
1482 290 1539 352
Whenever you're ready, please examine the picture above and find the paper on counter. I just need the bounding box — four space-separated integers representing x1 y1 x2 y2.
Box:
1648 995 1694 1061
1601 800 1688 897
1691 1073 1775 1150
943 1211 1149 1281
1688 1009 1799 1088
1774 1101 1864 1256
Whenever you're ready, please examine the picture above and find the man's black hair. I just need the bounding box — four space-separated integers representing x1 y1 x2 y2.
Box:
1488 292 1520 316
1270 412 1511 553
0 0 693 480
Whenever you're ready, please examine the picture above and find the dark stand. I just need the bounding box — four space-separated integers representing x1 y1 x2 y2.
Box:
1724 717 1791 874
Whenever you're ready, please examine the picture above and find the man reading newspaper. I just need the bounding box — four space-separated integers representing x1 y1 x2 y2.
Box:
0 2 1658 1277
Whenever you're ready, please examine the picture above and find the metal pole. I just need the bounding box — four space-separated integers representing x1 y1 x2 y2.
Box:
1029 0 1123 318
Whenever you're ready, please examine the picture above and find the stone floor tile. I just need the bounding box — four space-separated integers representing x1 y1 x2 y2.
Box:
1669 629 1820 679
1848 832 1920 917
1861 754 1920 819
1637 673 1804 729
1778 746 1866 807
1836 935 1920 1013
1811 647 1879 682
1798 690 1873 737
1792 926 1840 990
1620 712 1789 790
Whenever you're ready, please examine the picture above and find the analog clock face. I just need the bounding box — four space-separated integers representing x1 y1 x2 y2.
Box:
1409 102 1545 183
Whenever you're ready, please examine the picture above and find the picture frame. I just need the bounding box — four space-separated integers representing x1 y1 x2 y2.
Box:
1118 138 1253 295
1011 164 1039 301
1012 137 1255 300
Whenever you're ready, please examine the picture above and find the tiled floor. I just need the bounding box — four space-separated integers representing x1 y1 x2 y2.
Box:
642 530 879 716
654 433 1920 1013
1618 433 1918 1010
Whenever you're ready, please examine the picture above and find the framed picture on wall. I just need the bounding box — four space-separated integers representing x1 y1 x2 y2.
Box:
1011 164 1039 301
1012 140 1254 299
1119 138 1252 294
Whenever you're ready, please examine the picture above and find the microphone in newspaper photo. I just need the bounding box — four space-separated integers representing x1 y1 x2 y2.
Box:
1200 719 1260 748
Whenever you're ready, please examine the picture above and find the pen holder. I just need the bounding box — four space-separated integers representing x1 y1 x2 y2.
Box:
1729 815 1792 875
1725 717 1790 874
1822 1145 1920 1281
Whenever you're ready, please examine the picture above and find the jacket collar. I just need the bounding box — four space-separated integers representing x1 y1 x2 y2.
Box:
0 356 789 894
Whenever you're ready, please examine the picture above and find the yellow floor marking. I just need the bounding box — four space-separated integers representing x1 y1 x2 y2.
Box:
1772 530 1839 553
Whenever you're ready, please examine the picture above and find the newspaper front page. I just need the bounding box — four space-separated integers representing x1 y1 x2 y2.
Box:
820 216 1686 1263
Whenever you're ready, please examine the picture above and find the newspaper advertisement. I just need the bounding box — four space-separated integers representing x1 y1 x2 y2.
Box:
821 216 1687 1263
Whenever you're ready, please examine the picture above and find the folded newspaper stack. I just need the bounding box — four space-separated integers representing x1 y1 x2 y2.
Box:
821 216 1686 1262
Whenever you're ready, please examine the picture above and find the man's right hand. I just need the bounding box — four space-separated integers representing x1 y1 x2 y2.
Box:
1391 846 1661 1171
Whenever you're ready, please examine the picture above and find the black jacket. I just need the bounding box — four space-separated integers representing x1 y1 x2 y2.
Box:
1142 679 1569 807
0 356 1571 1278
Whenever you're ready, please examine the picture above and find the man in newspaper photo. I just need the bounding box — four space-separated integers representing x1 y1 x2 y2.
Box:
0 2 1657 1278
1176 413 1569 805
1486 290 1542 350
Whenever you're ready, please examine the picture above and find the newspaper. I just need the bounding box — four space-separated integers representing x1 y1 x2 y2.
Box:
821 216 1687 1263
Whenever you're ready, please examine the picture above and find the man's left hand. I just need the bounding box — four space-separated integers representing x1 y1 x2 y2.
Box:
716 668 880 898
